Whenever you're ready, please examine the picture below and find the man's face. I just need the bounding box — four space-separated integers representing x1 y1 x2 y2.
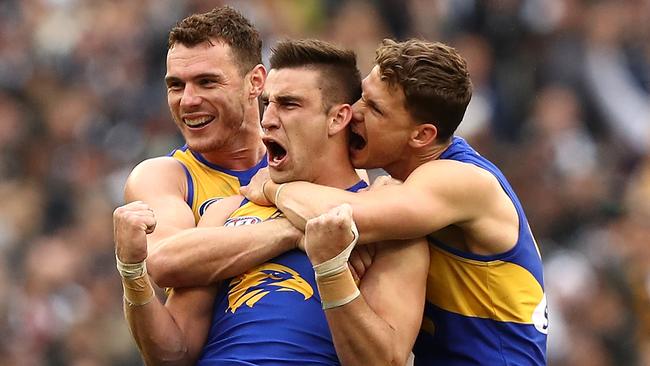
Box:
261 67 331 184
349 65 416 170
165 40 248 153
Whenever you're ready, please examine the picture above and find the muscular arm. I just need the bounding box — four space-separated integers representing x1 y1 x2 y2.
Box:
327 239 429 366
124 286 217 365
261 160 517 251
115 199 220 365
149 196 301 288
124 157 197 258
124 158 300 288
304 205 428 366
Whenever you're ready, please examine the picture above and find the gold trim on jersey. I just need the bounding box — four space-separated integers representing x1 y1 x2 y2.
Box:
426 244 544 324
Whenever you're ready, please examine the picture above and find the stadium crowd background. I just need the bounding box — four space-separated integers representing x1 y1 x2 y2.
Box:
0 0 648 365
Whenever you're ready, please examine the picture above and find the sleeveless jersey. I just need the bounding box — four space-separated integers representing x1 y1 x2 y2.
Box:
169 145 268 223
198 180 368 366
413 137 547 366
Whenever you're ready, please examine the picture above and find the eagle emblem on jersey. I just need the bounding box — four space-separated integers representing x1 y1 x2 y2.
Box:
227 263 313 313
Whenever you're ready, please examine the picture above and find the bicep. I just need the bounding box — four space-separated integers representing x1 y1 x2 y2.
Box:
353 162 482 242
359 239 429 347
165 285 220 361
124 158 197 247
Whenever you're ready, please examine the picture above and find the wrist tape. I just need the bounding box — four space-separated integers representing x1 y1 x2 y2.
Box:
313 220 360 309
116 256 154 306
274 183 286 206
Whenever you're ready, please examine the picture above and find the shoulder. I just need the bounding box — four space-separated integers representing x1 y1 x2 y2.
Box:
409 159 498 192
128 157 186 183
125 157 188 201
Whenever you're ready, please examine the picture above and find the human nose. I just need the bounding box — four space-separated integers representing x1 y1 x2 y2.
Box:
351 100 364 123
261 102 280 131
180 84 201 108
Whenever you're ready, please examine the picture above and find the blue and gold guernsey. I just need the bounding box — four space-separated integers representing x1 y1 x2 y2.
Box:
169 145 268 223
413 137 547 366
198 180 368 366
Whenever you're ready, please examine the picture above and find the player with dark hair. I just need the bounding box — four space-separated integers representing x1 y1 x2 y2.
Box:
115 36 428 365
244 38 548 365
112 7 307 365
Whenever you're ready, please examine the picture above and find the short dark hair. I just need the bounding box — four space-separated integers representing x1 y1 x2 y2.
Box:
375 39 472 141
168 6 262 75
269 39 361 110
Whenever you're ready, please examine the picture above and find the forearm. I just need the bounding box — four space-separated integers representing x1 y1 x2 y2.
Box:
322 284 405 366
267 182 356 232
149 219 301 288
123 277 191 366
268 182 399 244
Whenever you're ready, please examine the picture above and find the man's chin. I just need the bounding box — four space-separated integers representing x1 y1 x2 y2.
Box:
350 151 369 169
185 138 224 153
269 170 292 185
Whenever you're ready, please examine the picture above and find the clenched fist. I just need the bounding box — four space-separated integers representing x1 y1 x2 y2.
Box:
113 201 156 264
304 204 356 266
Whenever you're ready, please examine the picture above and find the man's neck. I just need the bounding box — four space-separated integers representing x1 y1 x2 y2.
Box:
385 139 452 180
311 154 362 190
315 170 362 190
198 140 267 171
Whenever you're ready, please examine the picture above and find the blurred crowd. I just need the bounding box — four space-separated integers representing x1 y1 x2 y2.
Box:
0 0 648 365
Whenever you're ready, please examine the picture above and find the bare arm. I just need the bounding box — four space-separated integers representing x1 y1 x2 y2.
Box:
124 159 301 288
249 161 492 244
124 286 217 366
303 205 428 366
149 196 301 288
114 202 216 365
119 157 197 265
327 239 428 366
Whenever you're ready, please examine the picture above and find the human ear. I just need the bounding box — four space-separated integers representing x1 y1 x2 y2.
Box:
328 104 353 137
247 64 267 98
409 123 437 148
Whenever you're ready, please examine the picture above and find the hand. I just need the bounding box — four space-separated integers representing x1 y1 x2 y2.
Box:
113 201 156 264
304 204 355 266
368 175 402 191
240 167 273 206
348 245 376 282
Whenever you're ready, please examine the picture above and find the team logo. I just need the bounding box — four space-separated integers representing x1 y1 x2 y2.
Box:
224 216 262 227
198 197 223 216
227 263 314 313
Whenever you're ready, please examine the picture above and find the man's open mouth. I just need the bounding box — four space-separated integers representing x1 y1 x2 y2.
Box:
263 138 288 165
350 130 367 151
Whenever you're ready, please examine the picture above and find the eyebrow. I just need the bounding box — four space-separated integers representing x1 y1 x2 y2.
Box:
275 94 303 104
263 93 304 105
164 73 223 85
363 94 384 115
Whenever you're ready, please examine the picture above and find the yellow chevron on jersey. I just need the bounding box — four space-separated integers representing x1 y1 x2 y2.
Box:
169 146 267 224
425 244 544 324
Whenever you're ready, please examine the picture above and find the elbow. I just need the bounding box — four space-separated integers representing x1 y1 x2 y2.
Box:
144 346 191 366
382 348 407 366
340 342 405 366
376 340 409 366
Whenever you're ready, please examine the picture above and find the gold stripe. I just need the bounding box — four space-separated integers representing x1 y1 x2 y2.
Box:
172 149 242 222
427 245 544 323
